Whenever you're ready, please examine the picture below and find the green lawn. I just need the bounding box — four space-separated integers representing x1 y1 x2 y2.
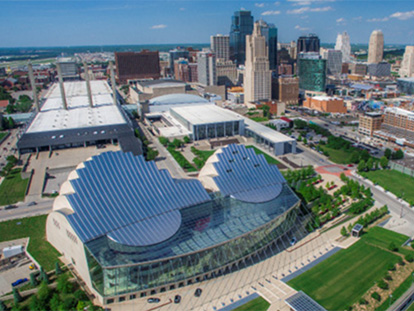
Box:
319 146 354 164
361 169 414 203
233 297 270 311
167 147 197 172
0 168 29 205
375 273 414 311
250 116 269 122
246 145 280 165
0 215 60 271
287 228 403 310
0 132 8 141
191 147 215 169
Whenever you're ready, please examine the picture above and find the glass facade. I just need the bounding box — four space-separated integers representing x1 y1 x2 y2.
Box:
298 58 327 92
193 121 242 141
85 184 301 297
230 11 254 65
397 79 414 95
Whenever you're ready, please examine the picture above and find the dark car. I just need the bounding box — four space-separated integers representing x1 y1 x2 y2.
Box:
174 295 181 304
28 201 37 206
194 288 202 297
147 298 160 303
12 278 28 287
5 205 17 210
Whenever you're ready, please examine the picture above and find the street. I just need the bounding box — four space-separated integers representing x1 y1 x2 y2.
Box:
0 199 53 222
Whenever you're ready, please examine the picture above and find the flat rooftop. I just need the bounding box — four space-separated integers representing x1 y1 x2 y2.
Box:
244 118 295 144
27 81 127 133
171 104 243 125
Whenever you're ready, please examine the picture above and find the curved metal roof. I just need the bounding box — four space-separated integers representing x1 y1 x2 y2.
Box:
213 144 285 203
148 93 209 106
66 151 211 246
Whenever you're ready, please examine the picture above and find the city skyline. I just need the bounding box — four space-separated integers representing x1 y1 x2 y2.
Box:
0 0 414 48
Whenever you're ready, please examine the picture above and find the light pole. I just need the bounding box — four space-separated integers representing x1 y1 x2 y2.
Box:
389 294 393 308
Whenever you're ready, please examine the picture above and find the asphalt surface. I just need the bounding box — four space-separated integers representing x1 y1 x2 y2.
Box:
0 199 53 222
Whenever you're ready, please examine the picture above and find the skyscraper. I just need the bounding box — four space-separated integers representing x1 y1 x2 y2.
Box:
257 20 278 72
297 34 320 54
230 10 254 65
210 35 230 61
115 51 160 83
399 46 414 78
368 30 384 64
244 22 272 103
335 31 351 63
322 49 343 76
298 53 326 92
169 48 190 75
197 49 216 86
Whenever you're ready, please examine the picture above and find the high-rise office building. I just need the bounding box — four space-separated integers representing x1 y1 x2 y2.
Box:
322 49 343 76
197 50 216 86
257 20 278 72
297 53 326 92
297 34 320 55
174 58 198 83
230 10 254 65
216 60 237 86
210 35 230 61
244 22 272 103
169 48 190 74
115 51 160 83
335 32 351 63
399 46 414 78
368 30 384 64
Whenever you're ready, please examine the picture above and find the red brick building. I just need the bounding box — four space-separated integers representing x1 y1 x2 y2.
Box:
115 51 161 83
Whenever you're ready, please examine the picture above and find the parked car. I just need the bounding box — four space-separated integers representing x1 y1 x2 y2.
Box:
12 278 28 287
174 295 181 304
5 205 17 210
290 237 297 246
147 298 160 303
28 201 37 206
194 288 202 297
347 164 353 167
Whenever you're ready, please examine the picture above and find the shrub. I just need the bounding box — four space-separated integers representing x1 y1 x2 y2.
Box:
158 136 169 146
340 226 347 236
377 280 388 290
371 292 381 301
74 289 88 301
359 298 368 305
405 254 414 263
387 263 395 271
384 273 392 281
388 242 398 252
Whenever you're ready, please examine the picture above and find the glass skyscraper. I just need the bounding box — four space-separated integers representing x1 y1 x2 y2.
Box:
258 20 278 72
230 10 254 65
297 34 320 54
298 53 326 92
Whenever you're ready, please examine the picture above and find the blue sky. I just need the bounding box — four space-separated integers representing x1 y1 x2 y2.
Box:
0 0 413 47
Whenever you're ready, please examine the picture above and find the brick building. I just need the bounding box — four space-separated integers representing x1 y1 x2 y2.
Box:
358 112 383 136
303 96 346 113
115 51 160 83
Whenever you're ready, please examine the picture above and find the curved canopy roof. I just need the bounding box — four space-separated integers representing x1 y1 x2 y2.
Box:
66 151 211 246
212 144 285 203
148 93 209 106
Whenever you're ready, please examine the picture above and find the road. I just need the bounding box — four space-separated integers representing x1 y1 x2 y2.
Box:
0 199 53 222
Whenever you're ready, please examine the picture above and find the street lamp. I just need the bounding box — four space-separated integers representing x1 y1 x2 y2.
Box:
389 294 393 308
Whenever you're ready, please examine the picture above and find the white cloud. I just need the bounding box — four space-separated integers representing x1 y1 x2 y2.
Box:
367 17 389 22
255 3 265 8
179 7 185 11
274 1 281 5
353 16 362 21
336 17 345 23
261 10 281 16
288 0 335 6
151 24 167 29
390 10 414 20
295 25 311 31
288 6 332 14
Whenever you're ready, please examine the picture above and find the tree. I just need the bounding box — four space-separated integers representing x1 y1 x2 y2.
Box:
0 300 6 311
7 117 15 129
303 138 308 144
388 242 398 252
371 292 381 301
74 289 88 301
49 294 61 311
350 151 360 163
374 161 379 170
183 136 190 144
357 160 366 172
57 274 73 294
340 226 347 236
61 297 77 311
366 158 374 171
380 156 389 169
392 149 404 160
29 295 45 311
55 261 62 275
37 281 51 303
13 288 23 304
297 134 302 142
30 272 38 286
384 148 392 159
40 267 49 284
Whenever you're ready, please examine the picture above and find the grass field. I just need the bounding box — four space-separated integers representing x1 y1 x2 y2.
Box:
361 169 414 203
191 147 215 169
233 297 270 311
288 227 405 310
0 215 60 270
375 273 414 311
246 145 280 165
319 146 353 164
250 116 269 122
0 168 29 205
0 132 8 141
